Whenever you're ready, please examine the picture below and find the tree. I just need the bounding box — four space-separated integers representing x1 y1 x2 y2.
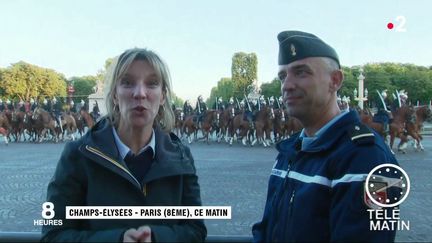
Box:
96 57 115 83
208 78 236 105
171 92 184 109
69 76 97 104
231 52 258 97
1 61 66 102
260 78 281 99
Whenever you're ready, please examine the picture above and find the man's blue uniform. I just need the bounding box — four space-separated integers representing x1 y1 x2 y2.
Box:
252 110 399 242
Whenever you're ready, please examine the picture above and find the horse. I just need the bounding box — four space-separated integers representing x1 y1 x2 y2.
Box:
173 108 184 138
71 112 86 138
199 110 219 144
10 111 27 142
252 106 275 147
182 115 199 144
80 109 95 130
406 105 432 151
273 109 302 141
59 113 78 141
230 110 254 146
0 112 11 145
358 107 408 153
389 106 416 153
216 105 236 143
32 107 59 143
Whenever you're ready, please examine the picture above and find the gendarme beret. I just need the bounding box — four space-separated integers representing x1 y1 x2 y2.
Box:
277 30 340 67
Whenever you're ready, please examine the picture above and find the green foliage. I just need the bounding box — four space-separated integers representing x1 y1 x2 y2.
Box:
171 92 184 109
231 52 258 97
69 76 97 103
260 78 281 98
0 61 66 101
97 57 115 82
208 78 235 104
340 63 432 106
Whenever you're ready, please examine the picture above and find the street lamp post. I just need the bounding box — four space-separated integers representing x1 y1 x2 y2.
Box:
354 67 368 110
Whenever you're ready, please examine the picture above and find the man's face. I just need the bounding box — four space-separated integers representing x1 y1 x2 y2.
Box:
278 57 339 121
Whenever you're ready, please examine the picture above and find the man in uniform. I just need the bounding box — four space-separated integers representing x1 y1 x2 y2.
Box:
91 101 101 121
51 97 62 130
6 99 14 111
18 99 26 112
374 90 391 133
195 95 207 127
252 30 400 242
42 98 50 111
213 97 225 111
70 100 76 113
182 100 193 117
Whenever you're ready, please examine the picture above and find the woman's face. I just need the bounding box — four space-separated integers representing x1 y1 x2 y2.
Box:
115 60 165 131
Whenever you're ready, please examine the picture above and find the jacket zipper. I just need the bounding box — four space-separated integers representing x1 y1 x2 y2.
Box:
85 145 145 195
288 189 296 217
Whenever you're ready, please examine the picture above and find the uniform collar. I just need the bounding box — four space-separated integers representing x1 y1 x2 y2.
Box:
299 110 348 151
112 127 156 160
278 110 360 153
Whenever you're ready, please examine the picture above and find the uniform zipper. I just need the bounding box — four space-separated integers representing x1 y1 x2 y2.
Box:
288 189 296 217
85 145 144 194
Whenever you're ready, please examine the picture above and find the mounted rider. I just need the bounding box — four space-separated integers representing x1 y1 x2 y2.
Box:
6 99 14 111
91 101 101 121
373 90 392 133
18 99 26 112
213 97 225 111
182 100 193 117
50 97 63 131
70 100 77 113
195 95 207 127
30 98 38 112
42 98 50 111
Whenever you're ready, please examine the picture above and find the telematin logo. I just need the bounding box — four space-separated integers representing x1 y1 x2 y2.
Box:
365 164 410 231
33 202 63 226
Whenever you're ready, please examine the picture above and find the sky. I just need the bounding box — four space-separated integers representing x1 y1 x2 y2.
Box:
1 0 431 101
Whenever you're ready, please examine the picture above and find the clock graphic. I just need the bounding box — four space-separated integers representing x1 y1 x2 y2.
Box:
365 163 410 208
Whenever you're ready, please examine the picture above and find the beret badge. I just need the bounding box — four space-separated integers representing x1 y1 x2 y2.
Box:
290 44 296 56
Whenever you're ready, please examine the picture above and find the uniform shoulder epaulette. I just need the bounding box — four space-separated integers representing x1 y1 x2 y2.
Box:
347 123 375 144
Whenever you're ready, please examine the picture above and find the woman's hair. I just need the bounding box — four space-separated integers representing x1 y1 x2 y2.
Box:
104 48 175 132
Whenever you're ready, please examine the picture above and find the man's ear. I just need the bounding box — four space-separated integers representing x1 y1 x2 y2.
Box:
330 70 344 93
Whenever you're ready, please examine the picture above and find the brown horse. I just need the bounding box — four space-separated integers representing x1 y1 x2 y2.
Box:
200 110 220 144
10 111 27 142
230 110 253 146
358 108 408 153
182 115 199 144
217 105 236 143
252 106 275 147
0 112 11 145
32 107 59 143
80 109 95 130
389 106 418 153
59 113 78 141
173 108 184 138
273 109 302 141
406 105 432 151
71 112 86 137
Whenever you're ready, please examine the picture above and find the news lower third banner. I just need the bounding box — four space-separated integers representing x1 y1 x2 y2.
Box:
66 206 231 219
